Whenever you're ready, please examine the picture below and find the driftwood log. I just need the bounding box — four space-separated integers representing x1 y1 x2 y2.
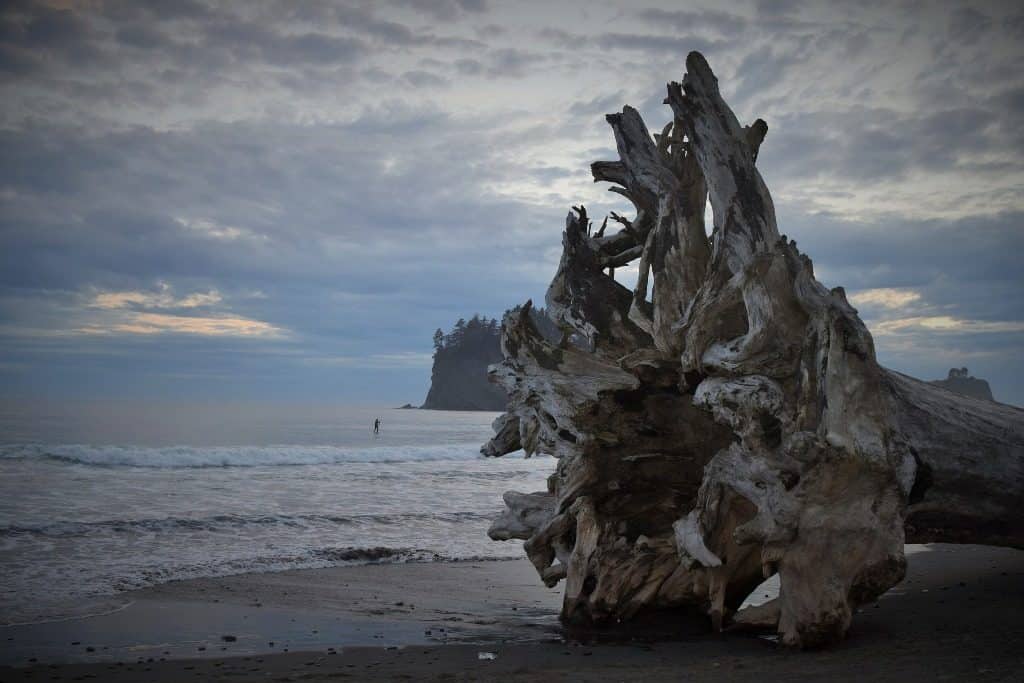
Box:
483 52 1024 647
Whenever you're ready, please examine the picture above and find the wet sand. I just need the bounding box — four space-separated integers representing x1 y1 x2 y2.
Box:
1 544 1021 681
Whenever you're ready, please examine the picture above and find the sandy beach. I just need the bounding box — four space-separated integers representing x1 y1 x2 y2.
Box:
1 543 1021 681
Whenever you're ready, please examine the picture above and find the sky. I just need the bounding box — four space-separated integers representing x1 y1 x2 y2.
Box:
0 0 1022 407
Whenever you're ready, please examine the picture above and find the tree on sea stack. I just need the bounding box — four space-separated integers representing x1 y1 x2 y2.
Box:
482 52 1024 648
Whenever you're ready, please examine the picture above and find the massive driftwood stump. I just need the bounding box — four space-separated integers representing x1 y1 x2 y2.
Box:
483 52 1024 647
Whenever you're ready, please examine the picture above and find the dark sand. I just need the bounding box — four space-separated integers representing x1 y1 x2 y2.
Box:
1 544 1021 681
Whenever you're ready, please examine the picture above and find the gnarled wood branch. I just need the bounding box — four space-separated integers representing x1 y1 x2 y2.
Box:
484 51 1024 648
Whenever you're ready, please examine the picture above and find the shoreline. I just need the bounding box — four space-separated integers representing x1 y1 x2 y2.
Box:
0 556 564 667
1 544 1021 681
0 554 531 629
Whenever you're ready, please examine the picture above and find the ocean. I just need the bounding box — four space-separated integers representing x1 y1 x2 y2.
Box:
0 402 552 625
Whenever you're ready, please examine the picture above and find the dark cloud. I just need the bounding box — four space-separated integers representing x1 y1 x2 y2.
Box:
755 0 805 19
390 0 489 21
949 6 992 45
114 22 169 49
104 0 215 22
758 102 1006 185
487 47 546 77
454 57 483 75
0 0 484 110
568 91 626 117
781 209 1024 298
0 3 108 73
527 166 574 183
569 31 720 58
402 69 448 87
199 19 367 66
636 8 749 36
730 43 807 104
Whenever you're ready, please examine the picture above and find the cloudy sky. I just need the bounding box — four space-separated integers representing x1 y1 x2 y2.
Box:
1 0 1022 407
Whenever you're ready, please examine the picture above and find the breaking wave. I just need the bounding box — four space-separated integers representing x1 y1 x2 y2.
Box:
0 511 497 538
121 546 448 592
0 442 500 468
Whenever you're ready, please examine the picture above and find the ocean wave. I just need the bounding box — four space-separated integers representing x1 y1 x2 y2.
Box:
126 546 442 590
116 545 519 594
0 511 498 538
1 545 500 625
0 442 500 468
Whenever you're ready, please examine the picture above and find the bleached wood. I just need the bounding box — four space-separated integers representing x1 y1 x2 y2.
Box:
484 51 1024 648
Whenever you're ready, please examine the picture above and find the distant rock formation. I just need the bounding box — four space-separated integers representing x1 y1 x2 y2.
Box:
422 310 560 411
422 315 505 411
931 367 995 402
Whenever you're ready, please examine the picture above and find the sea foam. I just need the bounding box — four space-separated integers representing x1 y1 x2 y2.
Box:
0 442 501 468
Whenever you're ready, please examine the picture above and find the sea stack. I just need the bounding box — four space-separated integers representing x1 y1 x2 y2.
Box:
422 316 506 411
930 367 995 402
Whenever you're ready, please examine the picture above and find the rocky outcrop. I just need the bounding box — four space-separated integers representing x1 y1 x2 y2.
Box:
423 310 561 413
483 52 1024 648
422 316 507 411
930 367 995 402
